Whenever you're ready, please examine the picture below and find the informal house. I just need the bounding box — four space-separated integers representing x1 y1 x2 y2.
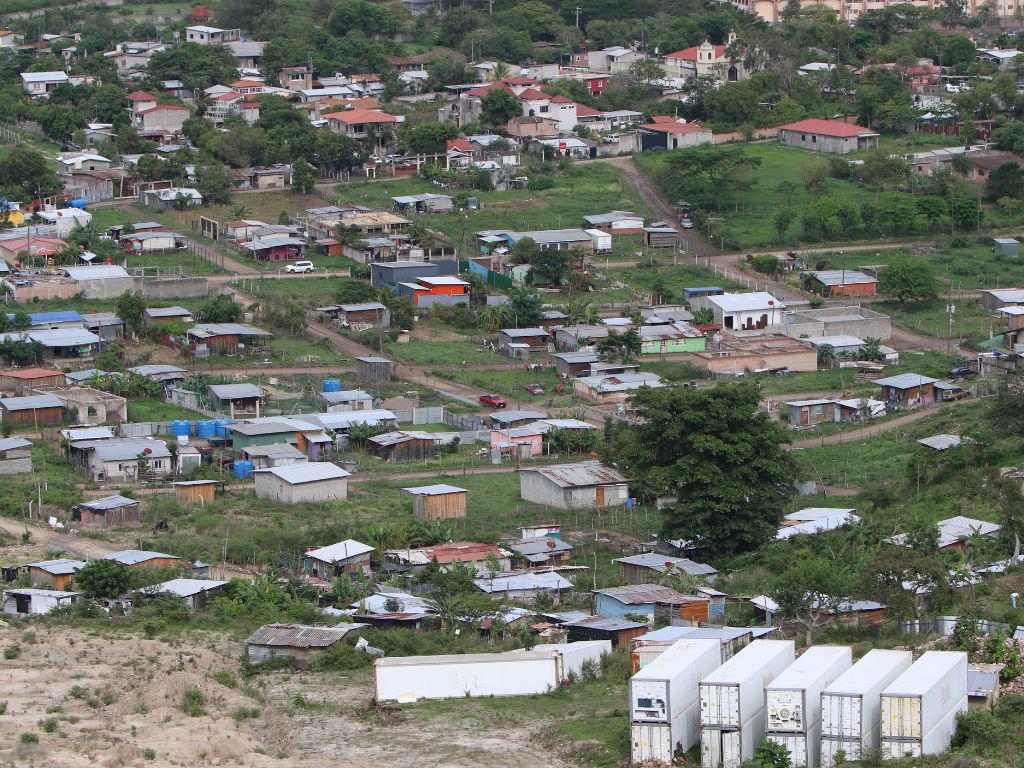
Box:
254 463 351 504
519 461 628 509
778 119 879 154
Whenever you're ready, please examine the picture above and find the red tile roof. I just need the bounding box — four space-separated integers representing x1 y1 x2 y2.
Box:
138 104 190 113
0 368 63 379
466 82 508 98
447 138 473 152
666 44 727 61
126 90 157 101
231 79 264 88
321 108 398 124
238 101 261 109
549 94 575 104
574 103 601 117
420 541 502 564
517 87 549 100
778 118 871 138
649 115 677 123
505 75 541 86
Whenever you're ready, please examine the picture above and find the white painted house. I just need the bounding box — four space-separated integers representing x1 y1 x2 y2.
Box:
254 463 351 504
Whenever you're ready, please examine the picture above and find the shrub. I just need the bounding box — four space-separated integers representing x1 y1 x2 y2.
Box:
19 733 38 744
527 175 555 190
952 710 1008 753
21 631 35 644
213 669 237 688
141 748 156 760
38 718 58 733
180 687 205 717
232 706 261 722
68 686 87 699
0 700 7 715
4 646 20 660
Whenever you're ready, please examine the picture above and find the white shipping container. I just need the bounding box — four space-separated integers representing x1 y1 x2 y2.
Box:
880 696 967 759
880 651 969 740
701 710 767 768
515 640 611 680
701 640 795 728
585 228 613 252
631 639 722 723
631 701 702 763
374 651 560 702
768 724 821 768
767 646 852 733
820 649 914 768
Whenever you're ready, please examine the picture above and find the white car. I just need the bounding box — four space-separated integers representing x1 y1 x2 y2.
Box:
285 260 315 273
680 218 694 229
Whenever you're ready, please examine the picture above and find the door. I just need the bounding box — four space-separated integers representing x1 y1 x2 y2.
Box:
596 486 606 506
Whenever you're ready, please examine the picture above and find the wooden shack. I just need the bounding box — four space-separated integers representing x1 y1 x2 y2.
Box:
356 356 393 383
0 437 32 474
72 495 141 528
0 394 64 426
644 227 680 249
367 431 435 462
403 483 468 520
245 623 367 669
173 480 218 505
25 558 85 590
0 368 66 395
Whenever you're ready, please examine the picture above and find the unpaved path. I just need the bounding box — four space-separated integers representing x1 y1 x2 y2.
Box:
788 400 962 449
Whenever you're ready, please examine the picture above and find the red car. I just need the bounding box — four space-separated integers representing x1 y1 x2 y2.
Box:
524 383 545 395
479 394 508 408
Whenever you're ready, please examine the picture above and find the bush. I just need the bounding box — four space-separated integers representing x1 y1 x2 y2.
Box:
38 718 58 733
527 175 555 190
19 733 38 744
952 710 1008 753
141 748 156 761
180 687 205 717
309 642 374 671
4 646 20 660
232 706 261 722
0 700 7 715
213 669 237 688
21 631 35 644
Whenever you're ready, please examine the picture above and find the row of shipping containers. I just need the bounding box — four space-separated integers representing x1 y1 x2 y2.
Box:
628 638 968 768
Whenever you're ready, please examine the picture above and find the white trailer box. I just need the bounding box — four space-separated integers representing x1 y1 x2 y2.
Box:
820 649 914 768
585 228 612 252
374 651 560 702
700 639 796 728
632 704 701 764
767 646 853 733
880 651 969 741
631 639 723 723
881 696 967 759
701 713 765 768
516 640 611 681
768 728 819 768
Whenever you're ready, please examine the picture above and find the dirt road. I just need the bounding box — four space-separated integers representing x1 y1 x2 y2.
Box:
0 515 121 560
788 400 956 449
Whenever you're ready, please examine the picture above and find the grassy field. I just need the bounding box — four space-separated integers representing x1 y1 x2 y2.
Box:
603 262 748 303
756 350 958 396
436 366 567 405
334 164 654 255
230 276 361 309
127 399 205 422
385 339 501 366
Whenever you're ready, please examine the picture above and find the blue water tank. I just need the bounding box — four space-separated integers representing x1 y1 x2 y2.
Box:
172 420 190 437
68 198 87 209
197 420 216 439
323 379 341 393
215 418 231 437
233 459 253 478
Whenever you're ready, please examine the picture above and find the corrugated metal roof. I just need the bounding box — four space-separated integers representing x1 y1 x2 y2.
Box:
0 436 31 451
305 539 374 563
242 442 305 459
508 537 573 556
63 265 131 281
145 306 192 318
807 270 877 286
188 323 271 337
128 364 187 376
246 622 366 648
61 426 114 440
918 434 962 451
139 578 227 597
474 571 571 593
872 372 939 389
564 615 647 631
707 292 783 312
104 549 179 565
526 460 627 488
321 389 372 404
209 383 263 399
403 483 467 496
0 394 63 411
79 494 139 511
25 558 85 575
94 440 171 461
613 553 717 576
490 409 548 423
594 584 706 605
257 462 351 484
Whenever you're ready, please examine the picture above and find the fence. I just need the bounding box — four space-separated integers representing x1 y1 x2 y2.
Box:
443 410 485 431
898 615 1017 637
461 259 514 290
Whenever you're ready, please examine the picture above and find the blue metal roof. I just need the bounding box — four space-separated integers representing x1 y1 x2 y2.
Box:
5 310 83 324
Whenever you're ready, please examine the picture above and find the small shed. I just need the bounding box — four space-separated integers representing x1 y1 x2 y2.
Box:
356 356 393 383
0 436 32 474
644 226 679 249
507 536 573 567
0 394 64 426
563 615 647 647
3 588 81 616
367 431 435 462
594 584 710 624
473 571 572 603
519 460 629 509
246 623 368 669
208 383 263 418
254 463 351 504
137 578 228 611
613 553 718 585
303 539 375 578
173 480 218 505
103 549 181 569
73 494 141 527
404 483 468 520
25 558 85 590
994 237 1020 257
241 442 308 469
0 368 65 394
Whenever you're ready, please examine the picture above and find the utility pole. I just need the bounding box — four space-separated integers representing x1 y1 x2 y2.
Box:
575 4 582 27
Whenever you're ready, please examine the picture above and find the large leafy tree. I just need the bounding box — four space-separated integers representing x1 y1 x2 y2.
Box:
76 560 130 599
115 291 147 337
147 43 238 91
604 382 796 556
0 147 61 201
986 162 1024 201
480 88 521 128
877 254 940 305
770 554 858 645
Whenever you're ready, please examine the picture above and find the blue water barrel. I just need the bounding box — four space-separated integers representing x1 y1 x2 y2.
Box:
215 418 231 437
68 198 87 209
323 379 341 393
197 420 216 439
233 459 253 478
191 420 202 435
171 420 190 437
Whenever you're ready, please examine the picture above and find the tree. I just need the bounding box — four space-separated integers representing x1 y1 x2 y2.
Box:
510 237 542 265
116 291 146 337
195 163 233 205
400 121 459 154
315 129 364 173
505 287 543 327
480 88 521 127
604 383 796 556
530 249 573 286
0 147 62 201
76 559 130 599
596 328 642 362
146 43 237 91
774 206 796 243
291 158 317 194
198 294 242 322
986 162 1024 201
983 469 1024 562
858 150 910 202
993 120 1024 154
877 255 940 305
328 0 401 37
623 59 666 92
770 554 857 645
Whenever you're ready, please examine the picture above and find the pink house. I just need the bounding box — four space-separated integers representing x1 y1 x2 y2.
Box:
490 425 543 457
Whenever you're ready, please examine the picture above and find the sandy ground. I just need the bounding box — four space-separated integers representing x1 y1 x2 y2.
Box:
0 624 570 768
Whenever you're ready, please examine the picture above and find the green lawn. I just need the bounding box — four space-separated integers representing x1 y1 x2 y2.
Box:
127 399 205 422
874 299 999 347
435 367 567 405
603 262 748 304
758 350 957 396
385 339 501 366
201 336 350 368
334 163 652 250
230 276 362 309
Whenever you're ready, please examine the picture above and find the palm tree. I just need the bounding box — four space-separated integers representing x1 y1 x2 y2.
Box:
230 205 252 220
492 62 510 82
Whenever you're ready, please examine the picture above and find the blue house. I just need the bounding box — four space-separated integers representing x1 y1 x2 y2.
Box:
593 584 710 624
